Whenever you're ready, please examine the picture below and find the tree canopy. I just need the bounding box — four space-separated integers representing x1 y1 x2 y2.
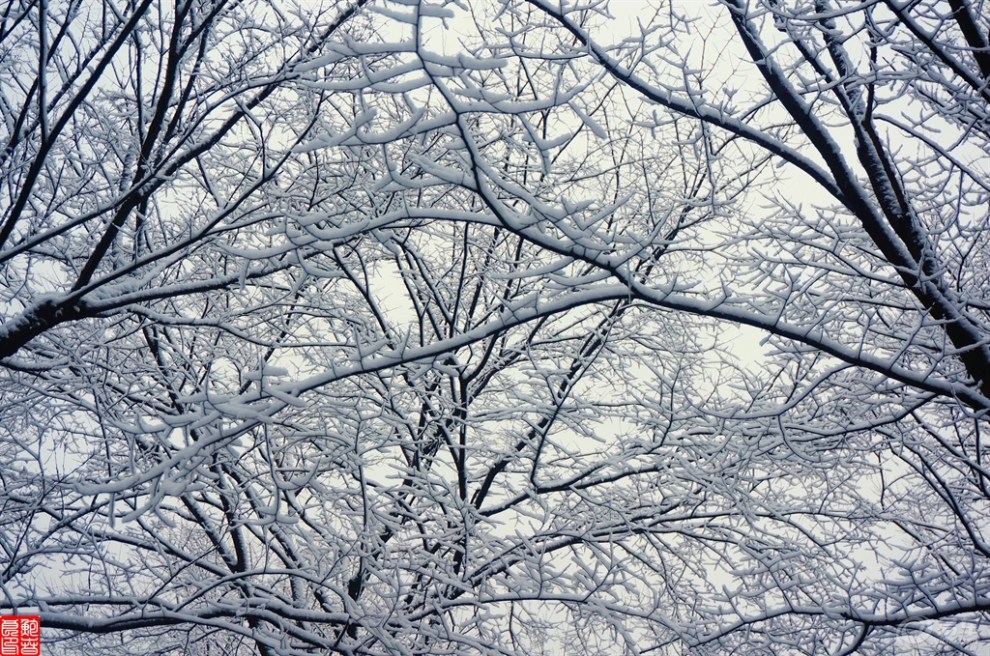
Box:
1 0 988 654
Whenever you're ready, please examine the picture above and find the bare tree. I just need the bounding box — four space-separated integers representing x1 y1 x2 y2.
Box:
2 0 989 654
504 0 990 652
